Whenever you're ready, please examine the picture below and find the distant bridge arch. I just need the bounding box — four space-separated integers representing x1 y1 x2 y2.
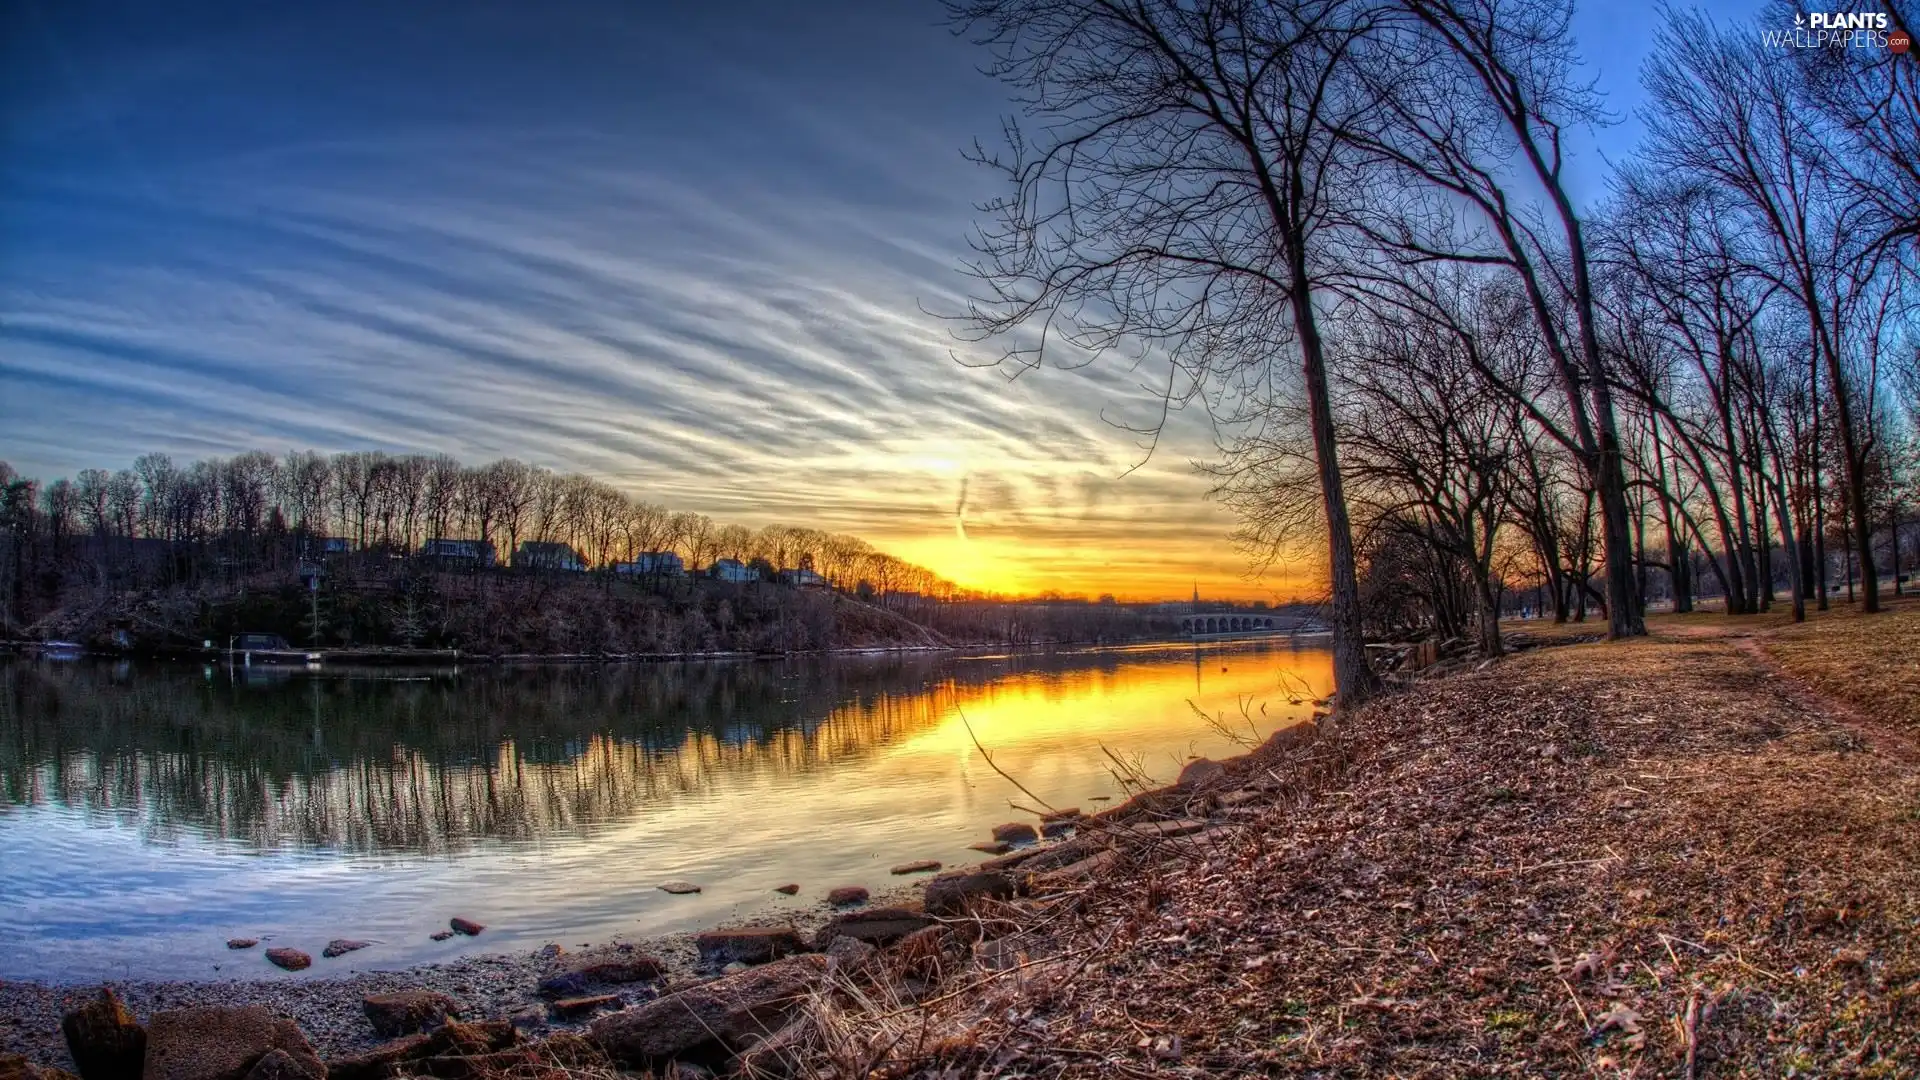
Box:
1179 614 1277 636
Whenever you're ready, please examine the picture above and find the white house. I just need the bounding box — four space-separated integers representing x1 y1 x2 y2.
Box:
709 557 758 583
616 551 686 577
777 567 829 590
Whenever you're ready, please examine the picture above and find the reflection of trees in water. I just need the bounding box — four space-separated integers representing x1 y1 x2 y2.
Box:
0 653 1110 854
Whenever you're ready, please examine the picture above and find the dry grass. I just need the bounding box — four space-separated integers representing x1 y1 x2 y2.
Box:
796 621 1920 1078
1757 594 1920 731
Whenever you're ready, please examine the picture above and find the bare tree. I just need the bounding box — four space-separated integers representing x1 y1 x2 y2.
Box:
950 0 1387 703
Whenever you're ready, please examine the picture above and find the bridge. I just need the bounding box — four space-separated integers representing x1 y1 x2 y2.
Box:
1179 614 1279 635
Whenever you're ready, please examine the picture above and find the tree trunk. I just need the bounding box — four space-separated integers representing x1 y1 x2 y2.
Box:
1291 283 1379 707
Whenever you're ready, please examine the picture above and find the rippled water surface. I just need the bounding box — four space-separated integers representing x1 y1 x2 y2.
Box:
0 642 1331 981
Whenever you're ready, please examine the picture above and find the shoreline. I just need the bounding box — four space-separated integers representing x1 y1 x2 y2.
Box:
0 632 1326 667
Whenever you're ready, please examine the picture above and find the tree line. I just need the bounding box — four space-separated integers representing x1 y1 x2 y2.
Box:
0 449 975 633
952 0 1919 703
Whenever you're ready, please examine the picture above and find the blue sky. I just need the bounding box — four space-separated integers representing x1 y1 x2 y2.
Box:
0 0 1763 598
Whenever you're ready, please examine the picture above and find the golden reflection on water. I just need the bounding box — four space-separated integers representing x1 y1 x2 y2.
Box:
2 645 1332 857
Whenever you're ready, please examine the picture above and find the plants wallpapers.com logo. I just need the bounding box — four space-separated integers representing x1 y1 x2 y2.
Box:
1761 8 1910 50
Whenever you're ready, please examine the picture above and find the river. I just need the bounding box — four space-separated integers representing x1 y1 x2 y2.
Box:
0 641 1331 981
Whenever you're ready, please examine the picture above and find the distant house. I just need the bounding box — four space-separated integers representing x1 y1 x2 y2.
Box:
233 632 291 651
709 557 758 583
615 551 685 577
420 538 496 567
777 567 829 590
301 536 353 556
516 540 586 572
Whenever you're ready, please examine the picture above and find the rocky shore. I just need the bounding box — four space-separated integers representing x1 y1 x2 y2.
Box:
0 795 1156 1078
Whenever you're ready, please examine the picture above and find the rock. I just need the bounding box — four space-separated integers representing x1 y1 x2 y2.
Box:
1032 849 1120 889
505 1009 547 1035
322 939 372 959
894 925 953 979
1262 719 1320 755
226 939 258 950
143 1007 322 1080
693 926 806 966
536 950 667 999
421 1021 516 1060
1041 820 1076 838
990 822 1039 845
924 871 1016 916
1111 817 1208 841
1177 758 1228 788
1 1054 79 1080
429 931 455 942
448 918 484 936
822 937 878 976
321 1034 431 1080
657 881 702 895
549 995 621 1019
814 907 935 949
60 987 145 1080
826 886 869 906
967 841 1010 855
362 990 459 1038
587 955 827 1068
240 1050 319 1080
264 949 311 972
1040 807 1081 822
721 963 749 975
889 860 941 875
772 884 800 895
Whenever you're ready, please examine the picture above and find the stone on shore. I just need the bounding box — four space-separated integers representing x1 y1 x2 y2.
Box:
991 822 1040 844
968 840 1010 854
536 948 667 999
889 860 941 875
1177 757 1228 788
429 931 455 941
362 990 460 1037
549 995 621 1019
825 886 868 906
772 883 800 895
1040 807 1081 822
822 936 879 976
239 1050 317 1080
448 918 484 936
226 939 258 950
143 1007 322 1080
1041 820 1076 838
321 939 371 959
264 948 311 972
693 926 806 966
814 907 935 949
59 988 145 1080
2 1053 80 1080
322 1035 431 1080
657 881 701 895
924 870 1016 915
587 954 828 1068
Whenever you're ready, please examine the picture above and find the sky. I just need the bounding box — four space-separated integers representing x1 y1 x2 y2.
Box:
1 0 1762 602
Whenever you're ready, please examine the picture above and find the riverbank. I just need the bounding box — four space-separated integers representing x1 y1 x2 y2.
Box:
5 601 1913 1077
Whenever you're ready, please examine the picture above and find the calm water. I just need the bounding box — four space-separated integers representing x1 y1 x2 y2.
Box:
0 642 1331 981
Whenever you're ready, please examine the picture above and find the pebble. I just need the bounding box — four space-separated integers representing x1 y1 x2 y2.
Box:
449 918 485 936
227 939 259 950
657 881 702 895
772 884 800 895
321 939 372 959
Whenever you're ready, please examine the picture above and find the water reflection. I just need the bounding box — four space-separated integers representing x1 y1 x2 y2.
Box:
0 644 1331 981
